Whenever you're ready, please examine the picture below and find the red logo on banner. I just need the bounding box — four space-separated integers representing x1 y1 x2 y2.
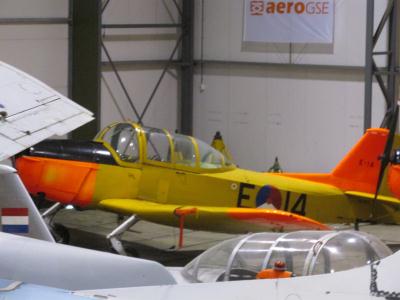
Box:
249 1 331 16
250 0 264 15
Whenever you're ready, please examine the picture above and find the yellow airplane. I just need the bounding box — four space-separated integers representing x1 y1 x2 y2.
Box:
15 122 400 253
210 131 233 162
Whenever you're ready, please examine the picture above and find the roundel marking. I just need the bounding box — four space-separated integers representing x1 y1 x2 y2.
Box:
256 185 282 209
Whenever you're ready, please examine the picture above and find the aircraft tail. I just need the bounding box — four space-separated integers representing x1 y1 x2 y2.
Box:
211 131 233 161
283 128 392 195
0 164 54 242
330 128 389 193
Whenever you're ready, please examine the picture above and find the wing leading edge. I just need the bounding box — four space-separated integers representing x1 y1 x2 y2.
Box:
99 198 329 234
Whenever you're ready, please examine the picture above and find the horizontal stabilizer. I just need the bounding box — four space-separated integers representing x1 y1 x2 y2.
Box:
0 61 93 161
345 191 400 207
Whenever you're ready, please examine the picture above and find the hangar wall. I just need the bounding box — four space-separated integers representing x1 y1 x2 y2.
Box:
192 0 389 172
0 0 69 99
0 0 180 136
0 0 392 173
101 0 180 132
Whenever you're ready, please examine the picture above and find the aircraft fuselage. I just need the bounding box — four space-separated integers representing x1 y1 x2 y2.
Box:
16 147 376 232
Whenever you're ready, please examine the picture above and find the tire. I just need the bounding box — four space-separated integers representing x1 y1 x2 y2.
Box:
51 223 70 244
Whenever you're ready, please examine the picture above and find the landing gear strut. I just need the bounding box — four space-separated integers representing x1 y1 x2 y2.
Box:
107 214 139 256
41 202 69 244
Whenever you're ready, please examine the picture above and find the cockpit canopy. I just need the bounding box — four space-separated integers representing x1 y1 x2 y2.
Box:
96 123 234 171
182 230 392 283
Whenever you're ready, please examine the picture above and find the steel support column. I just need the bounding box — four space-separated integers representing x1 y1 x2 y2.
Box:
364 0 374 131
180 0 195 135
386 0 399 120
364 0 400 131
70 0 101 139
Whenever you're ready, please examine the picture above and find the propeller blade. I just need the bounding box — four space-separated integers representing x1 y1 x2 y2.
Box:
371 104 399 218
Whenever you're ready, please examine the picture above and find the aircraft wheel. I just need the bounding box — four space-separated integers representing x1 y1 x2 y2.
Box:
51 223 70 244
32 192 53 209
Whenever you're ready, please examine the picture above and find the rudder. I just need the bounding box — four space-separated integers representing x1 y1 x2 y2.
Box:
331 128 388 192
0 165 54 242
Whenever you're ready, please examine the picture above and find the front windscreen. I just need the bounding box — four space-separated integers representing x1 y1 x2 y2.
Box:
183 237 242 283
101 123 139 162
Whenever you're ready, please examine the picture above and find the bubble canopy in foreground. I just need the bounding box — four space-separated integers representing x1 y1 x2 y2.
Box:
182 230 392 283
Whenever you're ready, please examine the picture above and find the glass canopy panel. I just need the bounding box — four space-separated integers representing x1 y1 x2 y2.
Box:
356 231 393 259
173 134 197 167
197 139 233 169
229 233 281 278
265 231 327 277
311 232 390 275
101 123 139 162
143 127 171 163
183 237 242 283
182 231 392 283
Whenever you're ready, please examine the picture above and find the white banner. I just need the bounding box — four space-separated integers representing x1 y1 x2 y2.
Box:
243 0 335 44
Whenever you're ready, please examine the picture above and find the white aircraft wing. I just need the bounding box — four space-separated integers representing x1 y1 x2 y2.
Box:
0 61 93 161
75 249 400 300
0 232 176 290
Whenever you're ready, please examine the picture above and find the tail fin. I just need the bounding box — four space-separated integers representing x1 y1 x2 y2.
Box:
211 131 233 161
0 61 94 242
0 165 54 242
330 128 388 193
283 128 393 195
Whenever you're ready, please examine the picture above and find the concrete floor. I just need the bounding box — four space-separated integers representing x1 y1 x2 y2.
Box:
54 208 400 266
54 209 235 266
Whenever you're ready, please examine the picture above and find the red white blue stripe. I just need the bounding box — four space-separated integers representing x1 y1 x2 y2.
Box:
1 208 29 234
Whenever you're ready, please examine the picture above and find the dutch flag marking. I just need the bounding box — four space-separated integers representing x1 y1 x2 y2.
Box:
1 208 29 234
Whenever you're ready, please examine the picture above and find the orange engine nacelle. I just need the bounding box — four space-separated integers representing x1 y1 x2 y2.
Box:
16 156 98 207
